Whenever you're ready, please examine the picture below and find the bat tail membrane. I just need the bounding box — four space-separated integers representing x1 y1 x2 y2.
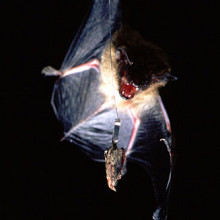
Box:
41 66 63 76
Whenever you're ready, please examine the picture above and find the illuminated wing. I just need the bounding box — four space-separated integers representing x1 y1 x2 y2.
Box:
60 0 122 71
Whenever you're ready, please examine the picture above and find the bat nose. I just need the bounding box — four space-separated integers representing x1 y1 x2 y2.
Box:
169 75 178 81
165 73 178 81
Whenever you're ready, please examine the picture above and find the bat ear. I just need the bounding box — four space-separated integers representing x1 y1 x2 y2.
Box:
115 47 133 65
115 49 122 62
151 72 178 83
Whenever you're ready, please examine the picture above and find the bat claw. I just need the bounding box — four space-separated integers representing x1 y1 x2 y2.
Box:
41 66 63 76
160 138 171 153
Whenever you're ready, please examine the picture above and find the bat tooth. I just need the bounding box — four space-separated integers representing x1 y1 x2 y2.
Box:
122 91 124 95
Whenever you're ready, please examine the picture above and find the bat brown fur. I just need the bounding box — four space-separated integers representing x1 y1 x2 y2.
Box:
100 26 171 115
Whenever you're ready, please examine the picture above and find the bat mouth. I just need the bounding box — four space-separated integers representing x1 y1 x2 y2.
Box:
119 76 139 100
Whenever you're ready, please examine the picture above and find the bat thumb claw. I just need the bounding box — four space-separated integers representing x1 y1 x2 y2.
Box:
41 66 63 76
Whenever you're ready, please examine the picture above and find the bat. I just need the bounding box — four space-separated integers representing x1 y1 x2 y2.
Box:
42 0 177 219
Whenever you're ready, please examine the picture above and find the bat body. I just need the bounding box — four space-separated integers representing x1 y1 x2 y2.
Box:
42 1 176 219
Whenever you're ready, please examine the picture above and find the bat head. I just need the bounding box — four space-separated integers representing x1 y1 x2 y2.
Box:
113 27 177 100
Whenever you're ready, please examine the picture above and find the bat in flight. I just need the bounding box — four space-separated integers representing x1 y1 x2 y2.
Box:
42 0 177 219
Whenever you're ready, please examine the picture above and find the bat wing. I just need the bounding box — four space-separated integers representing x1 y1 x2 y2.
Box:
60 0 122 72
46 0 124 160
127 98 174 220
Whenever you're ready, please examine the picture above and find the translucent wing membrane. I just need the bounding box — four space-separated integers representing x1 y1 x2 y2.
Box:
60 0 122 71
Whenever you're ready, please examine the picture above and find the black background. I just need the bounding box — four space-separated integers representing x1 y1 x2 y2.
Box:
1 0 218 219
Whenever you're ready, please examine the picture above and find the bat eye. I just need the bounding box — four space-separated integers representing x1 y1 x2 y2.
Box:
143 81 149 88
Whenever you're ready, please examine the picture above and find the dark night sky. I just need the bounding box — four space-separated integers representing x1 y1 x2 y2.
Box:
1 0 218 219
